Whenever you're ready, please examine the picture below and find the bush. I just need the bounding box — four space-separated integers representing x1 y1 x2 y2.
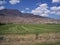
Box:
0 23 6 25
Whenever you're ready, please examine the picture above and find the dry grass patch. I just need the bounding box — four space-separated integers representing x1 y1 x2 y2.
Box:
0 33 60 45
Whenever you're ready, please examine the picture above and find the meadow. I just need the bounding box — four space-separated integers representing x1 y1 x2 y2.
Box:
0 24 60 45
0 24 60 34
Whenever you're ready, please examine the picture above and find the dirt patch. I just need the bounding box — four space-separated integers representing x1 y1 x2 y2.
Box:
0 33 60 45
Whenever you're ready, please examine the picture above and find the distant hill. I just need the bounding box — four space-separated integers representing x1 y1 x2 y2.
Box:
0 9 22 16
0 9 60 24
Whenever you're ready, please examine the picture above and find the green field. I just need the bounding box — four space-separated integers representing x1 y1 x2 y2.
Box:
0 24 60 45
0 24 60 34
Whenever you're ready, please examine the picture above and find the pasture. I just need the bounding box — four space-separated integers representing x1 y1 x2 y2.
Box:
0 24 60 45
0 24 60 34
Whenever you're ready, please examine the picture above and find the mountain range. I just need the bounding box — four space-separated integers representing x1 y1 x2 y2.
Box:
0 9 60 24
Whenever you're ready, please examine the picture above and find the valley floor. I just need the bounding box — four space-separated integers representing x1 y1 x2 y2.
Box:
0 24 60 45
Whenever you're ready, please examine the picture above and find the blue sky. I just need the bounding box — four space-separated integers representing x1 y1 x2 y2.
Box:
0 0 60 19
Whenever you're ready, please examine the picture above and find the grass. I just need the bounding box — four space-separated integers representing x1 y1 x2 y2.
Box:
0 24 60 34
0 24 60 45
1 41 60 45
32 41 60 45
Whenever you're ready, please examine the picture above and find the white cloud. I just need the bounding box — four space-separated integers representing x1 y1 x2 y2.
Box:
25 8 30 13
52 0 60 3
0 0 6 5
50 6 60 15
50 6 58 11
56 12 60 15
0 6 5 10
9 0 20 5
31 3 60 17
50 6 60 11
39 3 48 9
36 3 41 6
25 8 30 10
21 10 25 13
31 3 50 17
41 14 48 16
0 0 6 10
